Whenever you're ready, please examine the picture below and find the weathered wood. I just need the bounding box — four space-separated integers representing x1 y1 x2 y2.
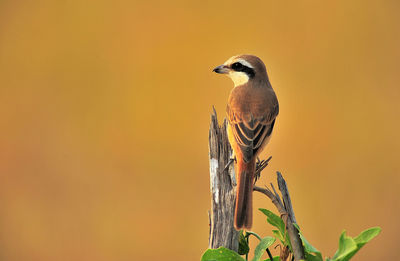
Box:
208 108 239 251
276 172 305 260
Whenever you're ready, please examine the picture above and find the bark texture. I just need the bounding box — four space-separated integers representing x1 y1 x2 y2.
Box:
208 109 238 251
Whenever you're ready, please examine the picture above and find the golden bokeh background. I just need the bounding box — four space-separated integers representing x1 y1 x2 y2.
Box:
0 0 399 260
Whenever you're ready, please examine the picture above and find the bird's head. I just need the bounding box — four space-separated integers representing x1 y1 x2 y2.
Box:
213 54 268 87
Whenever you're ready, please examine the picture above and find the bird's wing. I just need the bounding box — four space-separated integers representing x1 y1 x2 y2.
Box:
227 104 278 163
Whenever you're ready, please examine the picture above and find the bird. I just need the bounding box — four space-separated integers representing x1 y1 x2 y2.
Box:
213 54 279 230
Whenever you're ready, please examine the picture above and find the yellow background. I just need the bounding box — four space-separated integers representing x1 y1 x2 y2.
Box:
0 0 399 260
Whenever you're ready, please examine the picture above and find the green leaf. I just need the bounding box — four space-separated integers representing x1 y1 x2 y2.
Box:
354 227 381 246
262 256 280 261
296 227 323 261
331 231 357 261
251 236 276 261
299 234 321 257
259 209 285 236
272 229 284 243
238 230 250 255
201 247 245 261
332 227 381 261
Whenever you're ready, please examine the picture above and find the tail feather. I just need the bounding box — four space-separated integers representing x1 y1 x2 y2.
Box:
234 158 255 230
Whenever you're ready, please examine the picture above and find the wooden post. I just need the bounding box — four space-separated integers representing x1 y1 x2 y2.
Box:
208 108 239 251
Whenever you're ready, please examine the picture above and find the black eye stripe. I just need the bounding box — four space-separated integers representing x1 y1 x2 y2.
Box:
231 62 243 70
231 62 255 78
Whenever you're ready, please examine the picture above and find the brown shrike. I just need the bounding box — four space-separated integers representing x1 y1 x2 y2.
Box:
213 55 279 230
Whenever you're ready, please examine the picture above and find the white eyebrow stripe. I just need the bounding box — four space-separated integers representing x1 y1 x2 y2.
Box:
235 59 254 69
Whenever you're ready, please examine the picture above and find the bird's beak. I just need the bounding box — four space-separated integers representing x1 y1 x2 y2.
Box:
213 65 229 74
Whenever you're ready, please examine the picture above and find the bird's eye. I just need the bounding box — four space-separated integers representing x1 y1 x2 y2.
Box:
231 62 243 71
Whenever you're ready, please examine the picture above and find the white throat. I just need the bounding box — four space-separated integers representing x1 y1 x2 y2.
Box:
228 71 249 87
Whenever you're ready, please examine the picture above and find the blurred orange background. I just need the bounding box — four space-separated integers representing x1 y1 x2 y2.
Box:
0 0 399 260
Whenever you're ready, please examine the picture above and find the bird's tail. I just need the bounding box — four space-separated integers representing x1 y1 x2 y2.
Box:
234 157 256 230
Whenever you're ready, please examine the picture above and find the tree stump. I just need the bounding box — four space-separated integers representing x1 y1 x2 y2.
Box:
208 109 238 251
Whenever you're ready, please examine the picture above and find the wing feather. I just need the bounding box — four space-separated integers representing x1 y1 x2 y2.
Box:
227 104 278 162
